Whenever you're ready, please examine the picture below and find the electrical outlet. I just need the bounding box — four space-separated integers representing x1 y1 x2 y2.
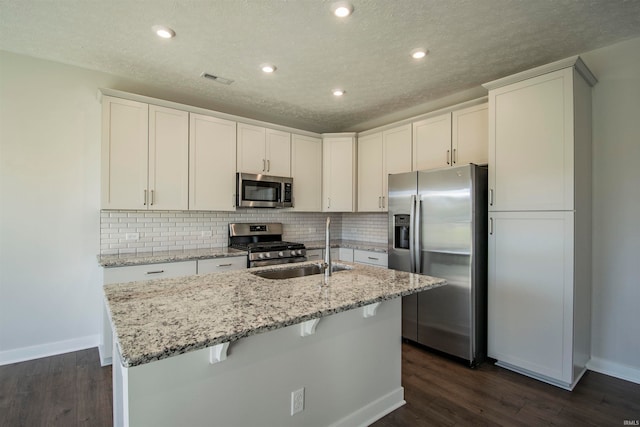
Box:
291 388 304 416
125 233 139 241
201 230 213 238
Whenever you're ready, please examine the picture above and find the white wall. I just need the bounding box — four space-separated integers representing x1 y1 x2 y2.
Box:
582 37 640 383
0 51 108 363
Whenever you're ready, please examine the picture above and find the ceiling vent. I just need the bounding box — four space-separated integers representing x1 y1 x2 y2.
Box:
201 72 234 85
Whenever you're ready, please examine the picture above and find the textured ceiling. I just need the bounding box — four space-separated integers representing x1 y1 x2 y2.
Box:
1 0 640 133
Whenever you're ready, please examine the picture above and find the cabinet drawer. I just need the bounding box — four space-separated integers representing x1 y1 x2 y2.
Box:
198 257 247 274
306 249 323 261
353 250 388 267
103 260 197 285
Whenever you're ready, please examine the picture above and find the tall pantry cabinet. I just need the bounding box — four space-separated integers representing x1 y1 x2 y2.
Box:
483 57 597 390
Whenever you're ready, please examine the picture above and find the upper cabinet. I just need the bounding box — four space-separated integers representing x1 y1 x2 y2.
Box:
412 103 488 171
322 134 357 212
291 134 322 211
487 69 580 211
101 97 188 210
237 123 291 177
358 124 412 212
189 113 237 211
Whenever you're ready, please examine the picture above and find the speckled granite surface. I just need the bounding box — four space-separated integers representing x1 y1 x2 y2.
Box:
104 261 445 367
305 240 388 253
98 247 247 267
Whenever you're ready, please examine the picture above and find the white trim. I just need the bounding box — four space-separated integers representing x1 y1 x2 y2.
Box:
99 88 322 138
357 96 488 137
587 357 640 385
0 334 100 366
483 56 597 90
99 344 113 367
329 387 405 427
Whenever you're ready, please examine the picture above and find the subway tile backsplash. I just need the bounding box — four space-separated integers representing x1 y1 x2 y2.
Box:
100 210 388 255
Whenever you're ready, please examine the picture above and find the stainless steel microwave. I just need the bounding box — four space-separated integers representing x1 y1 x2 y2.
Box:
236 173 293 208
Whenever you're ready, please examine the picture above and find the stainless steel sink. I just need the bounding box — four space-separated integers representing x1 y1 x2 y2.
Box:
251 264 351 280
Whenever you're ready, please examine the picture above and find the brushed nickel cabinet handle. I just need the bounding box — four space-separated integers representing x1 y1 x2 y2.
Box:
217 263 232 267
446 149 450 165
267 159 270 172
489 189 494 206
146 270 164 275
453 148 457 164
150 189 155 206
382 196 385 208
262 159 266 172
367 256 379 260
489 217 494 235
143 189 147 206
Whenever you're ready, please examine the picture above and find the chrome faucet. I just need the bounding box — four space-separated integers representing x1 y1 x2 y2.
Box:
323 216 331 279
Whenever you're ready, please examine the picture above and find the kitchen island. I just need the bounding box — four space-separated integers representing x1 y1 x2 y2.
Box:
105 260 446 427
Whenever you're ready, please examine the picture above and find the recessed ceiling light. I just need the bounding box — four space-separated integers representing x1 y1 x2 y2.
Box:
152 25 176 39
332 2 353 17
261 64 277 73
333 89 345 96
411 48 428 59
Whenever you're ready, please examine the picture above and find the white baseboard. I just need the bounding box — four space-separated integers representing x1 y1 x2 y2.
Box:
587 357 640 385
0 334 100 366
330 387 405 427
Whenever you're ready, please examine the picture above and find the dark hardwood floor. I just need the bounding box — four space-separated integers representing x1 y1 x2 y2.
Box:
1 343 638 426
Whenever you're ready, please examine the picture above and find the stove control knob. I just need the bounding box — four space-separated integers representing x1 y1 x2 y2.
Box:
258 253 265 259
264 253 271 258
294 250 302 256
278 251 284 257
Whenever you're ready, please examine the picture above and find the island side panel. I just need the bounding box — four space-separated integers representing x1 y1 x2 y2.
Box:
121 299 403 427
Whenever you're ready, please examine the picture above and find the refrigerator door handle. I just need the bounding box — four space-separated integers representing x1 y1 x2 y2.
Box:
414 197 422 273
409 195 416 273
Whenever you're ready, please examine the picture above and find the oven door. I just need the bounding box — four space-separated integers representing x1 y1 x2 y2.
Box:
237 173 283 208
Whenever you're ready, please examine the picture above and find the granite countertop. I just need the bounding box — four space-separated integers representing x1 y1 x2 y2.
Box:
305 240 388 253
98 247 247 267
104 261 445 367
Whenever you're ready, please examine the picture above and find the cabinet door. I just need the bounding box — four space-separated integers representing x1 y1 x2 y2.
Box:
265 129 291 177
357 132 383 212
291 134 322 211
101 97 149 209
189 114 237 211
452 103 488 166
237 123 266 174
413 113 452 171
148 105 189 210
488 211 574 384
489 68 574 211
383 124 412 210
323 137 356 212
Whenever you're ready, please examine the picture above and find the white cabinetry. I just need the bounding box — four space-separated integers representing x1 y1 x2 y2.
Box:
197 257 246 273
357 132 383 211
101 97 189 210
291 134 322 211
237 123 291 177
100 261 197 366
322 134 357 212
189 114 237 211
358 125 412 212
353 249 388 267
412 103 487 171
484 57 596 390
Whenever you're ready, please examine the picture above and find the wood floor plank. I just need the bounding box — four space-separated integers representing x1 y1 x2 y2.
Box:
1 344 638 427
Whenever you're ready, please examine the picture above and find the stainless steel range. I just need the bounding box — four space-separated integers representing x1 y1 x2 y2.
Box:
229 223 307 268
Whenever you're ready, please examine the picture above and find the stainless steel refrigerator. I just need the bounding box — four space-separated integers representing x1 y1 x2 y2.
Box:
388 164 488 366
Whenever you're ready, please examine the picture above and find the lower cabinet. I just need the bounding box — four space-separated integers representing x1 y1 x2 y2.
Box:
197 256 247 273
487 211 590 389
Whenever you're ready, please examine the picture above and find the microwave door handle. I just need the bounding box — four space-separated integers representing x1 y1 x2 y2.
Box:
409 195 416 274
